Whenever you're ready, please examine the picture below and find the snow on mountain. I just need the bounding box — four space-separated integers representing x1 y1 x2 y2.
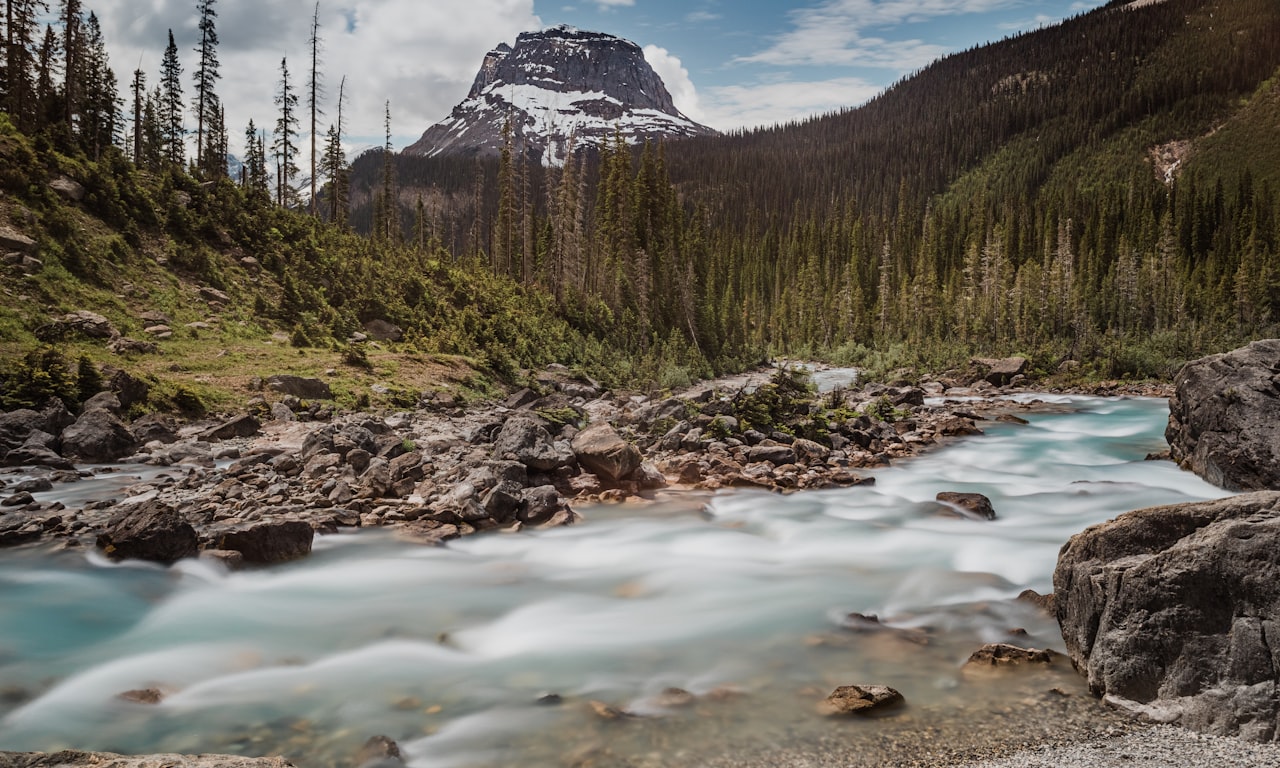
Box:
405 25 717 164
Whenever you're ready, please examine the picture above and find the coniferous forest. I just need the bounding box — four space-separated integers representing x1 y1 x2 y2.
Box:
2 0 1280 411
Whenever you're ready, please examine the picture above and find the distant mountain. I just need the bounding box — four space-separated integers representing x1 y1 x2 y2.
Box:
404 25 717 164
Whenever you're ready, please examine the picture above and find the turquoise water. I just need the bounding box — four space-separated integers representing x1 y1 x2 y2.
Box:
0 396 1228 766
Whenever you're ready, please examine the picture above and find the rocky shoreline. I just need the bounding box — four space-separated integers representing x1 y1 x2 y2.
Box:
0 358 1158 565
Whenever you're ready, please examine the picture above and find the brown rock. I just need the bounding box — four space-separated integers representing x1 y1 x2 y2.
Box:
117 688 165 704
963 643 1061 669
935 491 997 520
817 684 904 715
571 423 641 482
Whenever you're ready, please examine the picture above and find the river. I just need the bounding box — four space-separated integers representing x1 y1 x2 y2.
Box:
0 395 1229 767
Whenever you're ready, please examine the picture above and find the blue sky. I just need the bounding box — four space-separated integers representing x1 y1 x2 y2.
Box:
538 0 1107 129
92 0 1108 156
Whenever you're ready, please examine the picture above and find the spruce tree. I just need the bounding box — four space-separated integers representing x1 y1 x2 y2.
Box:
192 0 219 174
160 29 183 165
272 57 300 206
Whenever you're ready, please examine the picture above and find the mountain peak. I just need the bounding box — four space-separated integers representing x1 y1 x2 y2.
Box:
406 26 717 164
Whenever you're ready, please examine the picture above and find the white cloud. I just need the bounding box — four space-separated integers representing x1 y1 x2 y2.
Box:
590 0 634 7
93 0 542 157
740 0 1021 68
642 44 700 121
685 11 720 22
697 77 882 131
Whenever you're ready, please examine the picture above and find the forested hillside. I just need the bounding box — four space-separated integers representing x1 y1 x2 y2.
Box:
364 0 1280 379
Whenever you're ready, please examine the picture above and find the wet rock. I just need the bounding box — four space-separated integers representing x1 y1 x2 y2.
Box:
1 492 34 507
199 414 261 442
519 485 566 525
96 500 198 564
650 687 696 708
1166 339 1280 490
199 549 245 570
266 375 332 400
1017 589 1055 614
935 491 997 520
117 688 165 704
11 478 53 494
60 409 138 463
817 684 905 715
355 735 403 767
963 643 1061 670
1055 491 1280 741
210 520 314 564
571 423 641 482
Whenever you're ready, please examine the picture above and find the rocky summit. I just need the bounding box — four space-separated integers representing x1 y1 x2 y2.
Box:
405 25 717 164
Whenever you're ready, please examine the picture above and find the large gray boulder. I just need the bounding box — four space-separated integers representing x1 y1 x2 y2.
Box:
492 416 569 472
60 408 138 462
1054 492 1280 741
266 375 332 400
1167 339 1280 491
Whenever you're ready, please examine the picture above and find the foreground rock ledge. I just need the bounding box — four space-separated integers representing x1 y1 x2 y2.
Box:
1166 338 1280 491
1054 491 1280 742
0 751 296 768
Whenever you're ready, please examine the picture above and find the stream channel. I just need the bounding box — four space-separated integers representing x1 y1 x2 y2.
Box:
0 395 1229 766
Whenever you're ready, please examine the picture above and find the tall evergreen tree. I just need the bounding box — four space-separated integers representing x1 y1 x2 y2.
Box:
5 0 48 130
243 118 269 197
320 75 348 226
59 0 81 137
272 57 299 206
191 0 219 173
159 29 183 165
131 67 144 164
79 11 117 158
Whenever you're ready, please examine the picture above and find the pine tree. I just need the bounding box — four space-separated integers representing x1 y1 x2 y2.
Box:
80 12 118 158
192 0 219 174
131 68 144 164
243 118 269 197
375 100 397 241
272 57 299 206
159 29 183 165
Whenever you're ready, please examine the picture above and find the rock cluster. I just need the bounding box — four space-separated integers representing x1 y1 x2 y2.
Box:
1055 492 1280 742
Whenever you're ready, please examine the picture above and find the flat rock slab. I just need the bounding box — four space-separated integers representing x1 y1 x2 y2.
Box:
1055 491 1280 742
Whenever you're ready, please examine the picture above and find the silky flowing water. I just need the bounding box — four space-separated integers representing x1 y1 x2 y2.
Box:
0 396 1230 766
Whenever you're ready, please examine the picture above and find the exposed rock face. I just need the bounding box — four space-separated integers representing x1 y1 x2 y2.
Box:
1166 339 1280 490
96 500 199 564
1054 492 1280 741
406 25 717 164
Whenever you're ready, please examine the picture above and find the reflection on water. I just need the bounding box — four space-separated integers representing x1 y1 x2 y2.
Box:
0 397 1228 766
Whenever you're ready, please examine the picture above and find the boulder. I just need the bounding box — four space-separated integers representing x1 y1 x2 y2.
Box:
1054 492 1280 741
935 491 997 520
199 414 261 442
1166 339 1280 490
47 176 85 201
211 520 314 564
571 423 641 482
493 416 567 472
362 319 404 342
60 409 138 462
746 443 797 466
41 310 118 340
96 500 198 564
0 409 47 452
354 735 403 767
199 286 231 304
973 356 1029 386
106 337 158 355
266 375 332 400
519 485 567 525
816 684 904 716
0 225 37 253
